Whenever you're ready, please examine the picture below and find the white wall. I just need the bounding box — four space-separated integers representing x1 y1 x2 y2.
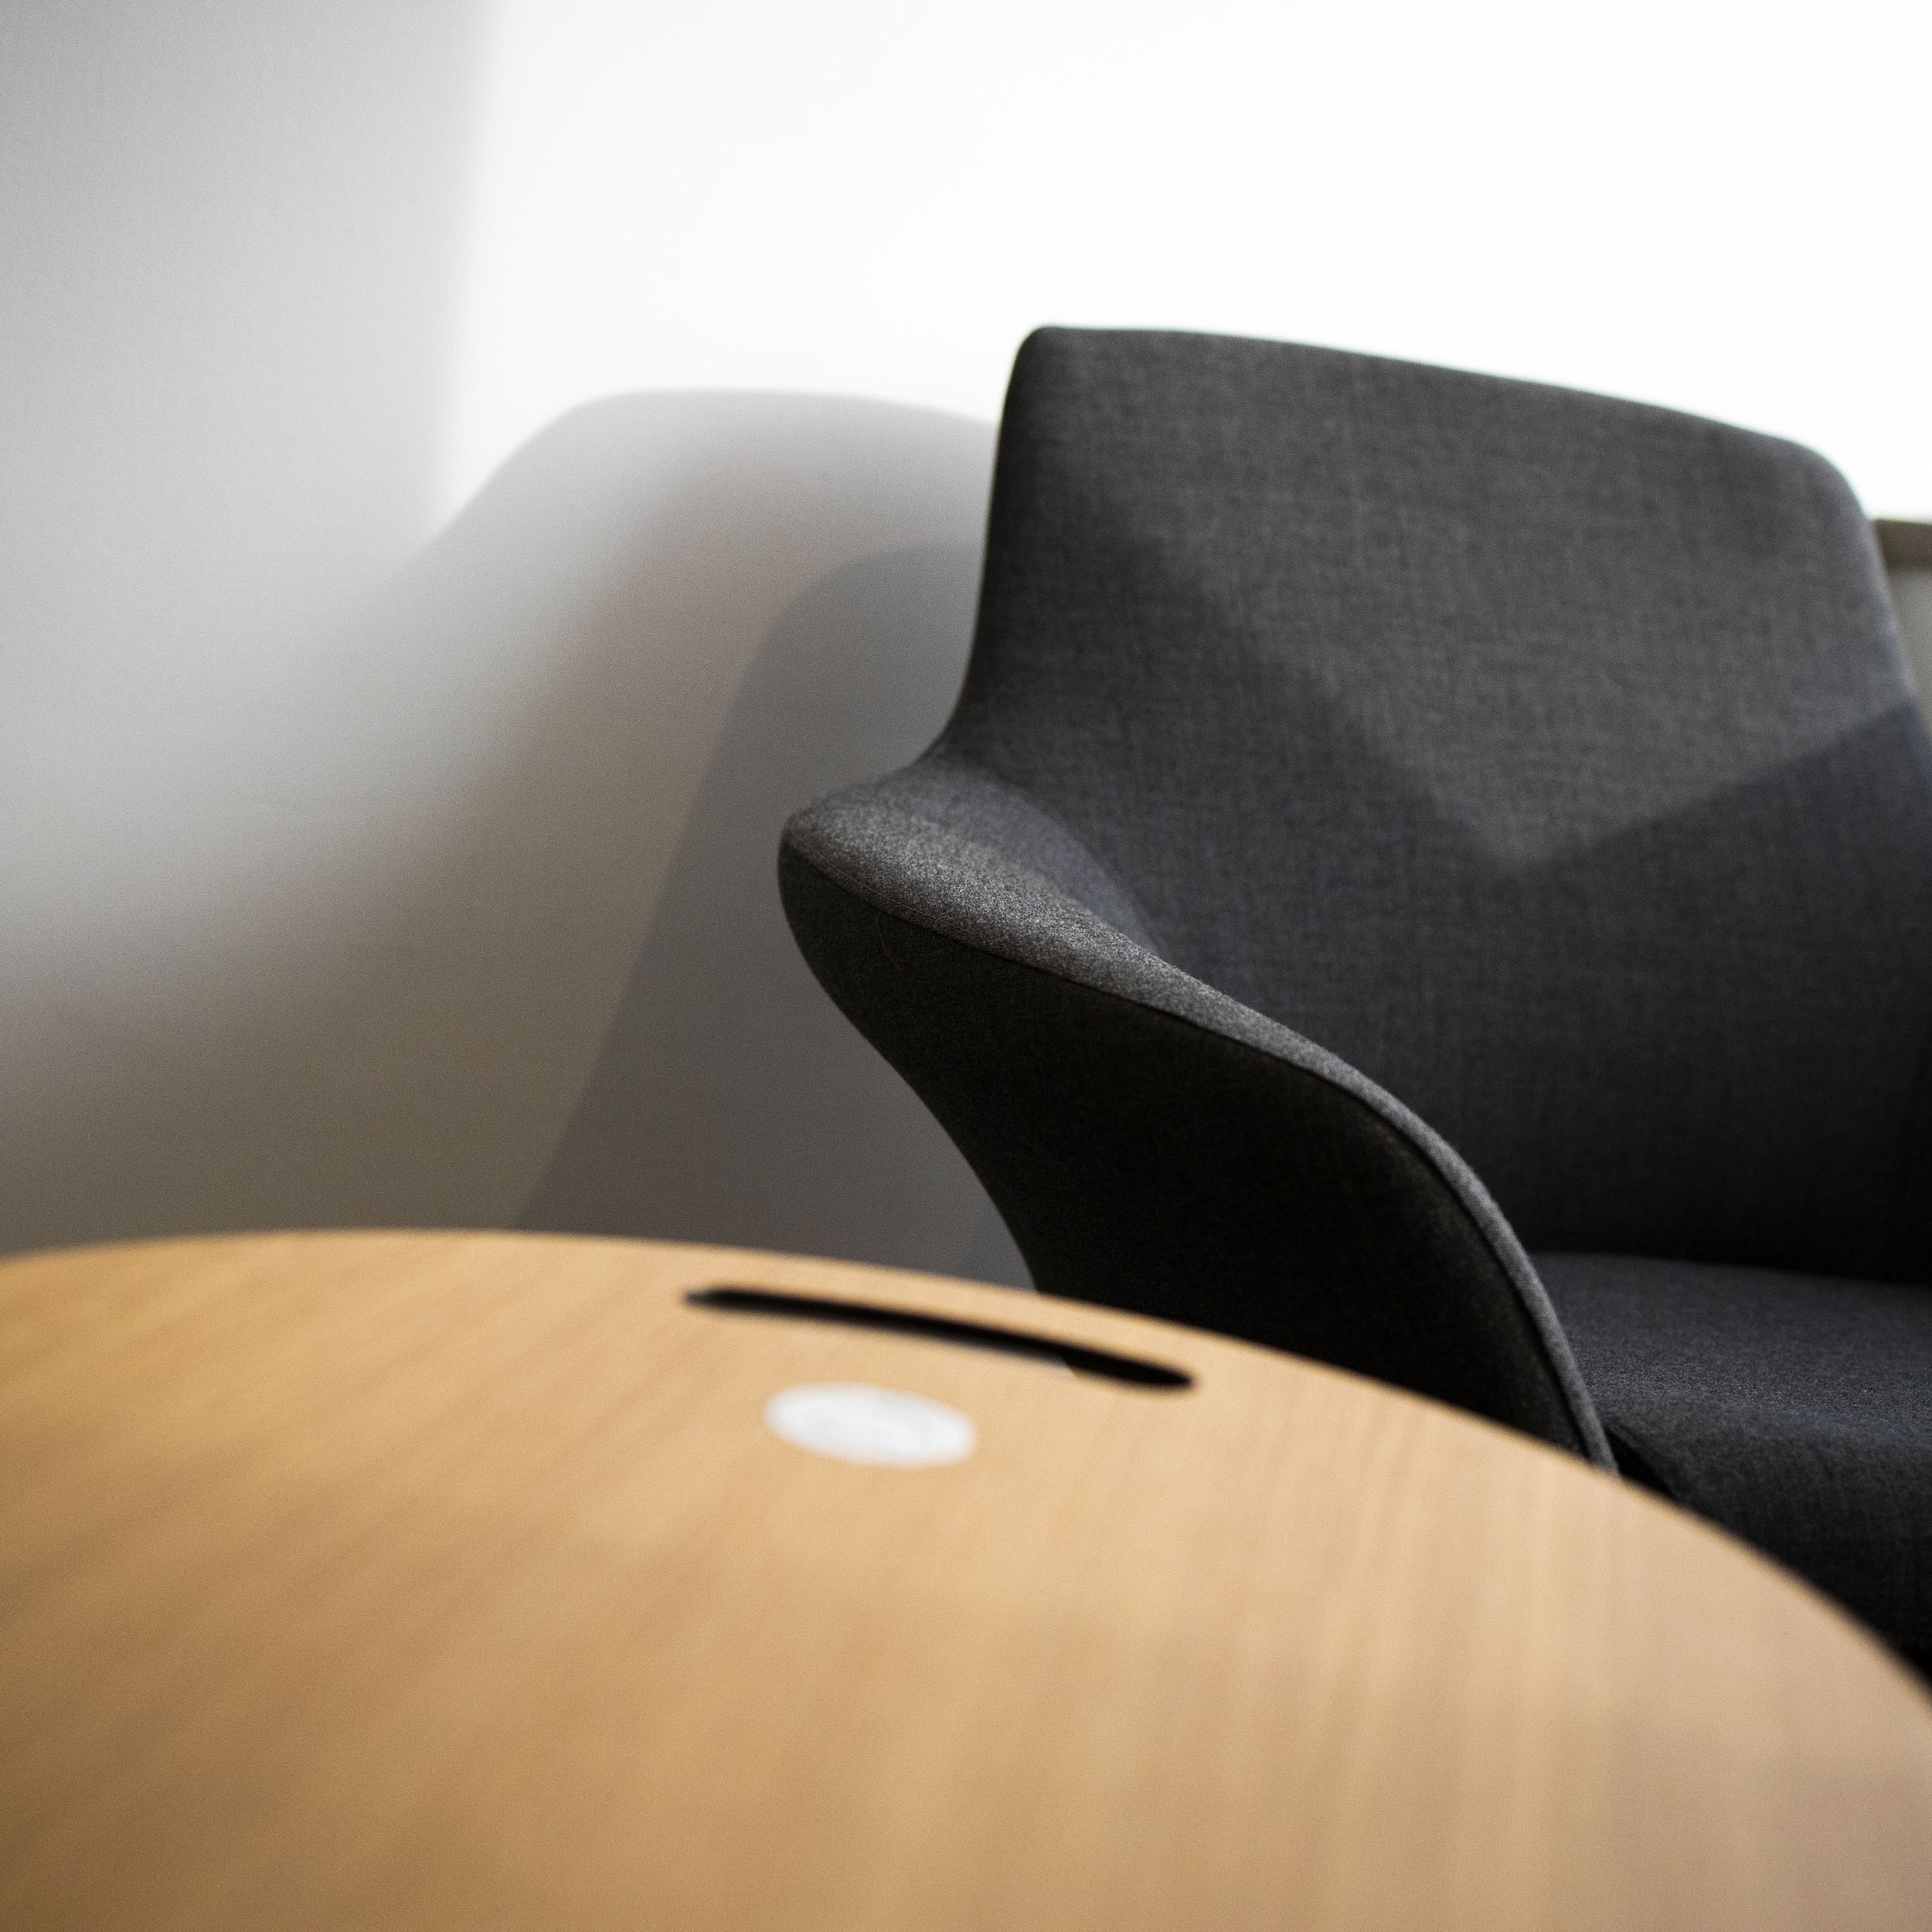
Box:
2 0 1927 1273
445 0 1932 519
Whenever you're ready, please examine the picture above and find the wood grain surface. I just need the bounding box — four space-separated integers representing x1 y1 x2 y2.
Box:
2 1230 1930 1930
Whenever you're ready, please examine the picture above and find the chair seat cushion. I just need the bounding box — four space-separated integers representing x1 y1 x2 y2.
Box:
1536 1253 1932 1667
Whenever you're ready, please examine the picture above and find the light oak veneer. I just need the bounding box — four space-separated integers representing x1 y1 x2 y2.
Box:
2 1230 1930 1930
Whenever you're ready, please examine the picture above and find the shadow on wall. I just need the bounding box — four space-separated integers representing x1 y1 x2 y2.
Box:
519 540 1028 1284
1 393 1026 1287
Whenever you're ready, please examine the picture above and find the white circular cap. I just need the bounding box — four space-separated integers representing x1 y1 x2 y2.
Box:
764 1383 977 1468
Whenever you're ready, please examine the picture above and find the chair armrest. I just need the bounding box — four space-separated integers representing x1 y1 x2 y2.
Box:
782 764 1613 1465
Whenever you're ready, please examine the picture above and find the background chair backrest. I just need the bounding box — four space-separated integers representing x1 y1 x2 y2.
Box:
936 328 1932 1279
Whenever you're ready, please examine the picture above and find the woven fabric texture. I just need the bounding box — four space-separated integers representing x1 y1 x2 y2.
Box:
1541 1252 1932 1662
780 325 1932 1659
783 781 1607 1461
940 328 1932 1278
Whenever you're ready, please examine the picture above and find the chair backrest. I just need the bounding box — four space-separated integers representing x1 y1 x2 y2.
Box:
934 328 1932 1279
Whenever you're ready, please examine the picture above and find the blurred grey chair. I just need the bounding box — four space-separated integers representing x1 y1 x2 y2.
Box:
781 327 1932 1671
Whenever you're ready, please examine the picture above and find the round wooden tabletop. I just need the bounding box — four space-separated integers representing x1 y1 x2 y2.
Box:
3 1230 1930 1930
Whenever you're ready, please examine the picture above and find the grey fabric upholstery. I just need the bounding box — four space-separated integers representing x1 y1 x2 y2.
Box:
780 326 1932 1662
1540 1254 1932 1672
783 774 1608 1462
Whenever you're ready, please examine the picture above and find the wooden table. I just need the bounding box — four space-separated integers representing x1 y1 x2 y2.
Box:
3 1231 1930 1930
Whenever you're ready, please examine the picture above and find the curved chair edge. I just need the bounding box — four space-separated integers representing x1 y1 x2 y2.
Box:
781 774 1614 1467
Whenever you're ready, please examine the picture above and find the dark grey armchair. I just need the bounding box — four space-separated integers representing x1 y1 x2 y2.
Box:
779 326 1932 1672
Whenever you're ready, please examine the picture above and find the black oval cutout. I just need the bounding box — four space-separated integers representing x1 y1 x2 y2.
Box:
685 1287 1192 1390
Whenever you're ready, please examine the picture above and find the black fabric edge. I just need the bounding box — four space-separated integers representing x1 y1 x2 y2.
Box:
779 815 1614 1468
